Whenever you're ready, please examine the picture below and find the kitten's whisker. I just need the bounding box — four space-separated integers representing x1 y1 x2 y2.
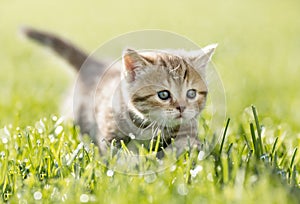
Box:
166 124 171 139
160 119 170 146
138 119 148 129
152 122 160 139
150 122 157 141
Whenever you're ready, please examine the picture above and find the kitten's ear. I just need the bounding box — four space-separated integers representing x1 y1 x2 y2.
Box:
190 43 218 71
122 48 152 81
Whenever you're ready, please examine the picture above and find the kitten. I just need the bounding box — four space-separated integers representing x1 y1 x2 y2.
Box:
22 27 217 156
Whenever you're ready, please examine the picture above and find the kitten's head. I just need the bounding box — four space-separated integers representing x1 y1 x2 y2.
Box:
122 44 217 127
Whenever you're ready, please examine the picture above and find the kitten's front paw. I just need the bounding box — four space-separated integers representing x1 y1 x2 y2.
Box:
171 136 201 157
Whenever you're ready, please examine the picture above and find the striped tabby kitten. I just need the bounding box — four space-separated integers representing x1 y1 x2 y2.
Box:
22 28 217 156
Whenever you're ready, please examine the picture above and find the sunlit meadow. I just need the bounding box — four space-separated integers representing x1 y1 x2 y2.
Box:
1 0 300 203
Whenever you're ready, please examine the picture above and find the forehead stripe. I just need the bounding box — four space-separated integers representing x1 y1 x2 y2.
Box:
183 69 188 79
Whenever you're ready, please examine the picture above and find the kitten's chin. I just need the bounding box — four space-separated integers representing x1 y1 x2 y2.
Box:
165 117 190 127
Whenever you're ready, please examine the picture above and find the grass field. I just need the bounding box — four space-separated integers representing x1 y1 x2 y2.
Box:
1 0 300 203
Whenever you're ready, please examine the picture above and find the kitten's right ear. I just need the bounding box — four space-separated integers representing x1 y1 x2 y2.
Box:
122 49 149 82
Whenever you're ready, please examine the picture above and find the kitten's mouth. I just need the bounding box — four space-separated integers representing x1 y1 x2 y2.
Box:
175 112 186 119
175 114 185 121
175 115 183 119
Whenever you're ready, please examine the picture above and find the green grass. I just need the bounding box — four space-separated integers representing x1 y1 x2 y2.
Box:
1 106 300 203
1 0 300 203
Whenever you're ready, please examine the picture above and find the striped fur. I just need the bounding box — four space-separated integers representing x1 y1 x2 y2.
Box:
22 27 93 71
23 27 217 156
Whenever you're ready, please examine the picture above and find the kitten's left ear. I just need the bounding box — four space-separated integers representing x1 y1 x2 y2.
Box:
190 43 218 70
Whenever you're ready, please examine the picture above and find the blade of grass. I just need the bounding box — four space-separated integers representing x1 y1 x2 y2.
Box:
273 151 278 168
149 138 154 155
279 152 287 167
219 118 230 155
154 131 161 154
67 142 84 166
250 123 259 158
291 166 297 186
240 125 251 151
252 105 264 154
120 140 131 155
221 154 229 184
227 143 233 156
289 148 298 169
110 139 116 159
271 137 279 161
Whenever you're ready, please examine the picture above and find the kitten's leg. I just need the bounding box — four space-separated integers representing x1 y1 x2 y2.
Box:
169 121 201 157
159 134 201 158
172 135 201 157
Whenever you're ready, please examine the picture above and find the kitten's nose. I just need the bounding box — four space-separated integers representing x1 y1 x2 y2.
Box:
176 106 186 113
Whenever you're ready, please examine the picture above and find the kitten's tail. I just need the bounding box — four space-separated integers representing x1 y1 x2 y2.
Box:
21 27 88 71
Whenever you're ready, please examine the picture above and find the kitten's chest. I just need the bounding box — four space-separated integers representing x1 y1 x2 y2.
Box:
112 116 198 147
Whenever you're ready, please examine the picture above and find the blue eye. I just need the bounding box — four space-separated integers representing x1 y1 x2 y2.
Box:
187 89 197 99
157 90 170 100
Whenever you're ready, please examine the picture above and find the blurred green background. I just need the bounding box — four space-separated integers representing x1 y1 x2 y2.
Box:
1 0 300 131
